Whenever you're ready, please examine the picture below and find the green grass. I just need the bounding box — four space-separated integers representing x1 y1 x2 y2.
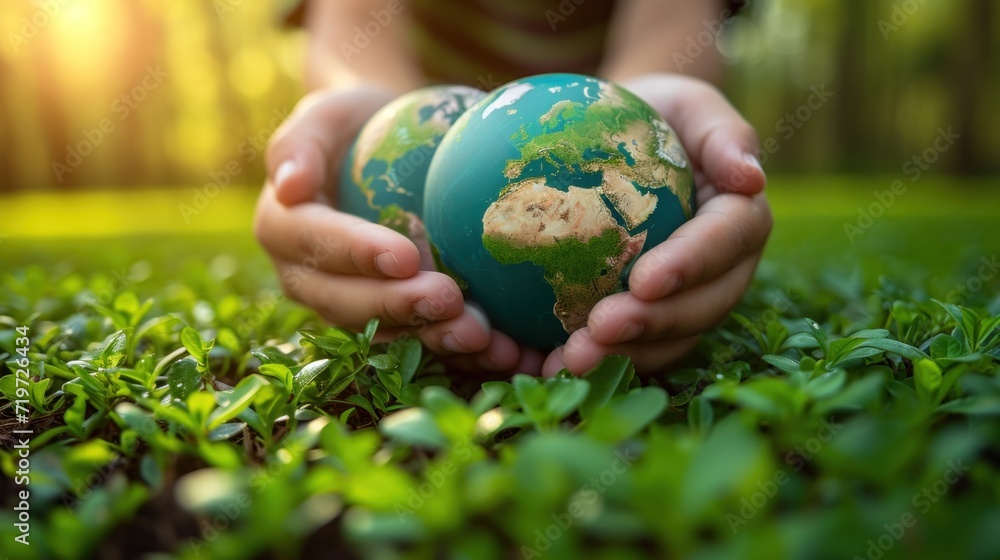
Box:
1 177 998 560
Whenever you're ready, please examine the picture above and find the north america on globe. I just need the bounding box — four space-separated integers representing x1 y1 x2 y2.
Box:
339 85 485 234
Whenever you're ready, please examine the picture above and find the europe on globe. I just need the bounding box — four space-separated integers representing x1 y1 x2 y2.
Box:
424 73 696 350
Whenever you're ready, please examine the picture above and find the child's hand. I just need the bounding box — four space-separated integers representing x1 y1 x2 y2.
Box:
543 75 774 376
254 86 536 373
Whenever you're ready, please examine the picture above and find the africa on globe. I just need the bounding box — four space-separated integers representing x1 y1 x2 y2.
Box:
338 85 486 234
424 73 696 350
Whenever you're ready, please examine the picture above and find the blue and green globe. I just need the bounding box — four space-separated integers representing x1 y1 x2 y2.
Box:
424 74 696 350
338 85 486 234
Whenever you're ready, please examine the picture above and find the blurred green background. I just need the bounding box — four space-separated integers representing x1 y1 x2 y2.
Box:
0 0 996 198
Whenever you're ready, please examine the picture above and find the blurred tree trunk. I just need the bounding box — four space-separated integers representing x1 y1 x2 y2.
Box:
30 49 72 189
952 0 990 175
0 58 12 192
832 1 869 172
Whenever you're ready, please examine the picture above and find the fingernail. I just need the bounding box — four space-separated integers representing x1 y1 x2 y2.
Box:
442 332 469 353
374 251 404 277
615 321 644 342
414 298 440 321
660 272 682 297
464 302 491 332
743 153 764 174
274 160 297 188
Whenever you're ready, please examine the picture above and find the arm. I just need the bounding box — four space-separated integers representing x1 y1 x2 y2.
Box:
302 0 425 92
599 0 728 84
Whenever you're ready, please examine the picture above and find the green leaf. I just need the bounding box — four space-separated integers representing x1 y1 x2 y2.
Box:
181 327 206 363
367 354 399 372
813 369 887 416
258 363 294 389
545 378 590 420
380 407 449 448
783 332 820 350
930 334 968 361
166 358 202 401
687 395 714 434
64 391 88 437
579 355 634 420
30 377 52 412
860 337 928 360
914 358 943 403
293 359 330 393
343 393 378 421
371 384 390 411
669 384 697 407
207 375 267 430
252 347 298 368
140 454 163 488
763 354 801 374
207 422 245 441
388 336 422 385
512 374 548 424
187 391 217 427
363 318 379 343
937 394 1000 415
709 361 750 384
469 379 506 408
585 387 668 442
806 369 847 400
850 328 890 339
98 330 129 368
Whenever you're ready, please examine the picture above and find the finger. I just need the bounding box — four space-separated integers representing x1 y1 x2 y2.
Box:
541 346 568 378
255 186 421 278
591 255 761 345
629 193 772 300
433 329 521 372
623 75 766 194
561 330 701 376
275 259 463 329
414 304 494 356
265 86 395 205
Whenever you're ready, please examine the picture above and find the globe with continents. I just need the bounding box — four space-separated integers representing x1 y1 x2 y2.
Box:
338 85 486 234
424 73 696 350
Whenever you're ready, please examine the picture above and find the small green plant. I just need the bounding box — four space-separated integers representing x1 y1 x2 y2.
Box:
1 224 999 560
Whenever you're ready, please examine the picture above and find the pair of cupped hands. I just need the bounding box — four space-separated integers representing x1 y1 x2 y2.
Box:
254 74 772 377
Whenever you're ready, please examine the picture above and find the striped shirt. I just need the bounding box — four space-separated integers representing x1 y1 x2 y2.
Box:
285 0 619 87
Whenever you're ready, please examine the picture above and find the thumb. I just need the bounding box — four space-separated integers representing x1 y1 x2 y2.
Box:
265 86 395 206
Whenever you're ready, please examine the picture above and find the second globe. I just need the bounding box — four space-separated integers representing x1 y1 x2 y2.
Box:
424 74 696 350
